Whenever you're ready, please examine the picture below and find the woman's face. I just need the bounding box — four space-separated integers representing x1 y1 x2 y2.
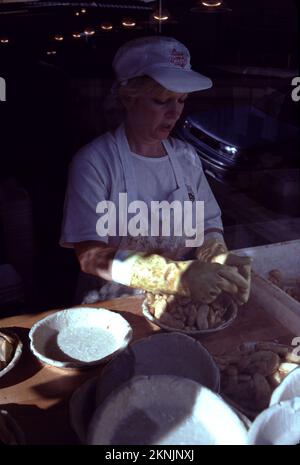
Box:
126 92 188 142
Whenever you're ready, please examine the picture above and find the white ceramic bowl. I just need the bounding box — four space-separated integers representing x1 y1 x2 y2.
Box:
270 367 300 406
29 307 132 369
247 398 300 445
87 375 248 445
0 331 23 379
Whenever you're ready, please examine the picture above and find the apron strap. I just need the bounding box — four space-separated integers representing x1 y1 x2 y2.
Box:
163 138 190 201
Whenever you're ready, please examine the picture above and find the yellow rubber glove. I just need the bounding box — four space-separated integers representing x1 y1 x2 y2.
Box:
211 252 252 305
129 254 250 304
197 237 252 305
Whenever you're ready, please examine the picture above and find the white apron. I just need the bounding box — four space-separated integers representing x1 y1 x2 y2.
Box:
79 124 198 303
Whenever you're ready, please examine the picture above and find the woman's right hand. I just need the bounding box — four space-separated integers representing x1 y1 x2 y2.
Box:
181 260 250 304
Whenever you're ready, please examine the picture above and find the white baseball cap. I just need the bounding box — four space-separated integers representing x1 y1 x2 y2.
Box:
112 36 212 93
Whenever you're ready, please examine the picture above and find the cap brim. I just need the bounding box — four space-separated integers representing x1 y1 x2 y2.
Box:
143 65 213 93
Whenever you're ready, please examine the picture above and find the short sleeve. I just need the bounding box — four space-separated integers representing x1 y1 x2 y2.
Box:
60 153 110 247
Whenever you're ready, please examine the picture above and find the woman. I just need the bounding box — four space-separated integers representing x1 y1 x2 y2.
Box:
60 36 251 304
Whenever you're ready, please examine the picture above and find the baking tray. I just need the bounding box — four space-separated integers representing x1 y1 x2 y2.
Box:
234 240 300 334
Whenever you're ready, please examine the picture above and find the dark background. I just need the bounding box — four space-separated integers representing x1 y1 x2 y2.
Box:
0 0 299 312
0 0 299 71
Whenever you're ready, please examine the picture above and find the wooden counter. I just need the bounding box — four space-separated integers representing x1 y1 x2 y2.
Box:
0 289 295 444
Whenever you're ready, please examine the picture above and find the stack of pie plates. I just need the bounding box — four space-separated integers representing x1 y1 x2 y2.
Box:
87 375 248 445
70 332 220 443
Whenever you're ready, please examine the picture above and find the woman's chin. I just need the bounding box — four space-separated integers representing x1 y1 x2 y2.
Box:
157 127 171 138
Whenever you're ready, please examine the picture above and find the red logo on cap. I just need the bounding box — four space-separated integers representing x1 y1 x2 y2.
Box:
170 48 188 68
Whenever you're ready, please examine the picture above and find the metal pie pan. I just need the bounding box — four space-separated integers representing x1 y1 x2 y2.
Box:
142 294 238 335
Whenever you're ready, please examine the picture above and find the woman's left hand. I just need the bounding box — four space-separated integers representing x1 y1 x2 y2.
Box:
197 237 252 305
211 252 252 305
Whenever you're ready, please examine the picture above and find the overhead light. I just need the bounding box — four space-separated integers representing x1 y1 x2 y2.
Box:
190 0 232 13
122 18 136 27
101 22 113 31
202 1 222 6
75 9 86 16
54 35 64 41
152 0 170 23
84 28 95 36
151 1 169 34
152 8 169 21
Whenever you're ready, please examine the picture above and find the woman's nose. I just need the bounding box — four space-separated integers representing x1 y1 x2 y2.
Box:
165 101 183 119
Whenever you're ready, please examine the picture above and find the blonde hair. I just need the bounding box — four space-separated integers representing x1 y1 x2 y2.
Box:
103 76 186 131
117 76 184 102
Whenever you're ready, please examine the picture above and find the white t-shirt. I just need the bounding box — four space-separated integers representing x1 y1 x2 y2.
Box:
60 129 223 255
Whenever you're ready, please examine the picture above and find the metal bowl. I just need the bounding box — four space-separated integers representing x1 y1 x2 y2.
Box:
142 293 238 335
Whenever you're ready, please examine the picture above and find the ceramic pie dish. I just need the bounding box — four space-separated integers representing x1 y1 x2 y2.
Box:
29 307 133 369
0 330 23 379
